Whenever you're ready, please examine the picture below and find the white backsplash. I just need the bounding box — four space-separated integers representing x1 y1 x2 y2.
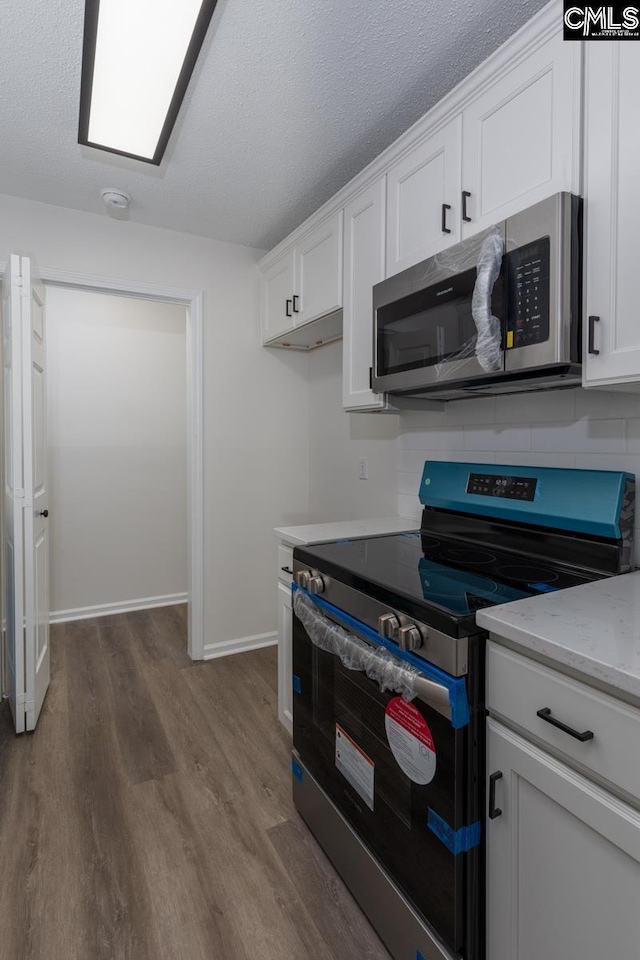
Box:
397 388 640 541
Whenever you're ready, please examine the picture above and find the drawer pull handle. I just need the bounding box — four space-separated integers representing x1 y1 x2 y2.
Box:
489 771 503 819
536 707 594 742
281 566 294 575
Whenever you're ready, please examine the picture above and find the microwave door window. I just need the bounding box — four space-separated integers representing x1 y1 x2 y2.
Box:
377 264 506 379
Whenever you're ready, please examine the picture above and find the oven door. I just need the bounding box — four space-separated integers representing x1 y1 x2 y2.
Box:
373 225 506 394
292 588 482 958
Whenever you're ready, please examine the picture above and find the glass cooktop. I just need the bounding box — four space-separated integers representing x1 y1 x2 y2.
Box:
296 532 601 631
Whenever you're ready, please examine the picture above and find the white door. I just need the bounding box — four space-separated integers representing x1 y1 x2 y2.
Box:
294 210 343 326
386 115 462 276
2 255 26 733
487 718 640 960
342 178 387 411
1 254 50 733
583 44 640 386
21 256 50 730
461 33 580 238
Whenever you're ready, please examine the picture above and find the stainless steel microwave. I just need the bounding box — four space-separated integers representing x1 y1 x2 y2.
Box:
372 193 583 400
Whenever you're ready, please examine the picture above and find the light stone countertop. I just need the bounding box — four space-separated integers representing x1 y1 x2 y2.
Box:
477 571 640 704
274 516 418 547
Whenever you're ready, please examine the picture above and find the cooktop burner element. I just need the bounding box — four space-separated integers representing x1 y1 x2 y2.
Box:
440 547 496 565
497 564 560 584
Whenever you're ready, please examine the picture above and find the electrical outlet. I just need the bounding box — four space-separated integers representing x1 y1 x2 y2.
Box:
358 458 369 480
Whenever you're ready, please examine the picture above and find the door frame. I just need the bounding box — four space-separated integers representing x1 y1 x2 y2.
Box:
1 262 205 661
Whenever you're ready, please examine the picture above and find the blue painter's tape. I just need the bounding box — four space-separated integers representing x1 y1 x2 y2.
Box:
292 584 469 729
291 758 303 784
427 808 481 855
292 674 302 695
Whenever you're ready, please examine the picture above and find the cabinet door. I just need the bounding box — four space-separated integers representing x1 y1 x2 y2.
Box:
584 45 640 387
487 719 640 960
261 251 294 342
277 581 293 735
342 179 387 410
461 33 580 237
294 211 343 326
386 115 462 276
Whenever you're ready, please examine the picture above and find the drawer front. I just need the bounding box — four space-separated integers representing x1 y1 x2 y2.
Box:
487 642 640 802
278 544 294 584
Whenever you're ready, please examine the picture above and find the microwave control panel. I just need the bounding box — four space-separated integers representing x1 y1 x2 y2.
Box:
506 236 550 349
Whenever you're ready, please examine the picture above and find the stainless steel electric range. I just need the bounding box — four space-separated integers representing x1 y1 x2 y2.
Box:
290 462 634 960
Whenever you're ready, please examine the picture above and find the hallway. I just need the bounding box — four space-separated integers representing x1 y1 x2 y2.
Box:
0 607 390 960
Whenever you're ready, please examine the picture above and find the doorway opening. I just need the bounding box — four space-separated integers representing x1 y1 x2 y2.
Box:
42 270 204 661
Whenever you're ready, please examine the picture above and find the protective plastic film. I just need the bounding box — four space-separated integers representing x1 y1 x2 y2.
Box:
430 225 504 381
293 589 422 701
472 231 504 372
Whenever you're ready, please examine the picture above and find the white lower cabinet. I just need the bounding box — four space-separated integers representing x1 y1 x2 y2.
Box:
277 580 293 735
487 717 640 960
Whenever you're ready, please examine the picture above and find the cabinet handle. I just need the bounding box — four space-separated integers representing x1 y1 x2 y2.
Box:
536 707 594 742
292 295 299 313
441 203 451 234
588 315 600 356
462 191 472 222
489 771 503 819
286 299 292 318
281 566 294 575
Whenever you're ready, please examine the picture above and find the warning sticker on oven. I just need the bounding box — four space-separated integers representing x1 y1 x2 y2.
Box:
385 697 436 785
335 724 375 811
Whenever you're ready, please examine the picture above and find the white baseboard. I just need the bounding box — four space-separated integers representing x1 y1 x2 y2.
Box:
203 631 277 661
49 592 188 624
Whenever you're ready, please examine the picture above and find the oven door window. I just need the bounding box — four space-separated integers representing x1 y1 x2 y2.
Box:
376 265 504 376
292 612 471 955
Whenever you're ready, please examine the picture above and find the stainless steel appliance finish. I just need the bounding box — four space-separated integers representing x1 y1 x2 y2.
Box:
293 753 456 960
372 192 582 400
292 563 471 677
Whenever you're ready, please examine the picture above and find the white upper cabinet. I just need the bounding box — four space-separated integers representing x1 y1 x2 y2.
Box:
261 250 294 342
386 116 462 275
294 210 343 327
260 212 343 346
583 44 640 387
461 33 581 237
343 178 387 410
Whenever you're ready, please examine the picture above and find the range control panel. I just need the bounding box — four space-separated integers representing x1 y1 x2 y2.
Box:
506 236 550 349
466 473 538 501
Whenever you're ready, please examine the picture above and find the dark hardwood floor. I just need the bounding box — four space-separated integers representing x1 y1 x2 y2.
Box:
0 605 391 960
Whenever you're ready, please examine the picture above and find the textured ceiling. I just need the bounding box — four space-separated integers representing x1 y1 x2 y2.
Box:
0 0 549 249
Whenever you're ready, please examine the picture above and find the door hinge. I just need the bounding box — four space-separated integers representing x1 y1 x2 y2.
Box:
15 487 25 500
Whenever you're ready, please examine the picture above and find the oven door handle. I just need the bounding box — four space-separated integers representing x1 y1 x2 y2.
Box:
414 676 453 720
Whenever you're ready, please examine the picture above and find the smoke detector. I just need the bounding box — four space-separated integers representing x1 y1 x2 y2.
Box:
101 188 131 210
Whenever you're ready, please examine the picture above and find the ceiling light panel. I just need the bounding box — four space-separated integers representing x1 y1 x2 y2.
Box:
79 0 217 164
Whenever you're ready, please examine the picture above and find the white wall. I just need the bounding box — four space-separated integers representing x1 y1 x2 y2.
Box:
46 287 187 615
0 192 309 652
397 389 640 543
307 339 399 520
